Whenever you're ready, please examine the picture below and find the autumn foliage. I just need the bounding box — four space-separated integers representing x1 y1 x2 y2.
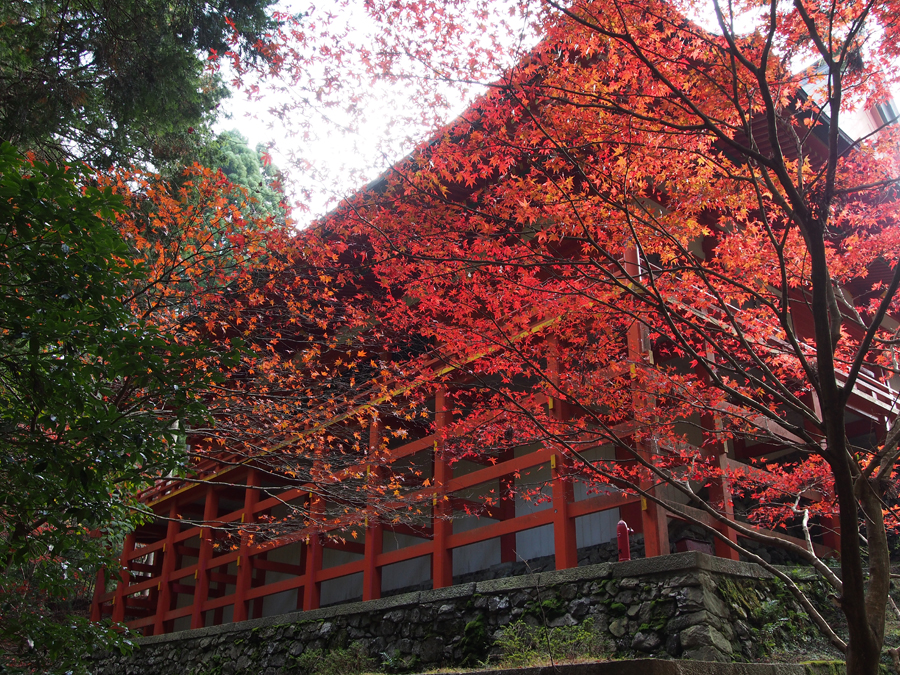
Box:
5 0 900 671
226 0 900 671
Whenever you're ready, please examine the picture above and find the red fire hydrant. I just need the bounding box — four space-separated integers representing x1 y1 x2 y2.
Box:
617 519 632 562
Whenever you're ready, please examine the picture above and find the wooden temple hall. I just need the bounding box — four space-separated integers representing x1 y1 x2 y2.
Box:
89 354 898 636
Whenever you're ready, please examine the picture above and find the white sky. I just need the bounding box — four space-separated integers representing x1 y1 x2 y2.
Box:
215 0 535 225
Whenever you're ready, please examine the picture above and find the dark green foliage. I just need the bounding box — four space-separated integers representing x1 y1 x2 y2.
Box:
379 649 419 673
0 143 234 673
0 0 280 169
523 593 567 622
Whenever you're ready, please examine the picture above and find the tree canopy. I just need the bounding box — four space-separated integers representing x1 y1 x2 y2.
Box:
2 0 900 672
246 0 900 672
0 0 280 168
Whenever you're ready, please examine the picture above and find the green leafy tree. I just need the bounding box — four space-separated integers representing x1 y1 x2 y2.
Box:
0 0 280 169
0 143 238 672
197 129 288 221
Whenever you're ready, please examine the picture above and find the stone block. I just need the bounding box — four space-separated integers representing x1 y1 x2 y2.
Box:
548 613 578 627
609 617 628 637
416 636 444 663
682 645 730 662
559 584 578 600
631 631 662 652
615 590 635 605
488 596 510 612
679 624 732 655
568 596 592 619
666 609 713 633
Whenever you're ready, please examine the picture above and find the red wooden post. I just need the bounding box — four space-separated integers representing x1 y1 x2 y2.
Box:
111 532 135 624
363 419 384 601
822 514 842 556
551 452 578 570
700 433 741 561
190 486 218 629
90 567 106 623
232 468 260 622
625 244 669 558
432 388 453 588
498 465 517 564
302 491 324 611
547 336 577 570
152 502 181 634
697 352 740 561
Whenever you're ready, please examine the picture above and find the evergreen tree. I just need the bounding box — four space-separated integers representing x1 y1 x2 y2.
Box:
0 0 280 169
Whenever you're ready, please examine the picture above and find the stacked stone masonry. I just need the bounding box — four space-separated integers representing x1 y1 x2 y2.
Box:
95 552 823 675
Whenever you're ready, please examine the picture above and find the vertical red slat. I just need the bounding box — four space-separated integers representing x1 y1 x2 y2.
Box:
625 245 669 559
190 486 218 629
152 502 181 634
551 453 578 569
111 532 135 624
432 388 453 588
302 491 324 611
363 420 384 601
232 468 260 622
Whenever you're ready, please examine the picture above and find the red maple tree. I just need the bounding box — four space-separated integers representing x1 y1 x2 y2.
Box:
251 0 900 672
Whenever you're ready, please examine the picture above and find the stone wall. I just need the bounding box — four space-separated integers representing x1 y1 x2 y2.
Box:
94 552 825 675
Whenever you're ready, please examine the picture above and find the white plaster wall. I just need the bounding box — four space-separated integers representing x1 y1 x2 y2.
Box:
514 461 553 561
260 542 304 617
452 513 500 576
321 572 363 606
381 531 431 592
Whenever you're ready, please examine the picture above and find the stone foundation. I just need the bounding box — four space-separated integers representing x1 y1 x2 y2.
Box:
94 552 823 675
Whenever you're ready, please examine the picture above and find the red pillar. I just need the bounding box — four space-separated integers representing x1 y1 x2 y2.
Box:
111 532 135 624
822 514 842 556
190 486 218 629
625 243 669 558
90 567 106 623
363 420 384 601
701 435 740 560
547 336 577 569
302 492 324 611
432 388 453 588
551 453 578 569
695 349 740 560
232 468 260 622
498 464 517 563
152 502 181 634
